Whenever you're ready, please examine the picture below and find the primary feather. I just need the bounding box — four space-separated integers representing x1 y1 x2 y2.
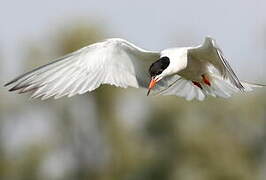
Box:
5 38 160 100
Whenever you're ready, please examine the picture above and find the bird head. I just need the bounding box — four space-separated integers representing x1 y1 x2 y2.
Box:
147 56 170 96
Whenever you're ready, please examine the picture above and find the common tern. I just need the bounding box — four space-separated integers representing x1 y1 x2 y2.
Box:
4 37 264 101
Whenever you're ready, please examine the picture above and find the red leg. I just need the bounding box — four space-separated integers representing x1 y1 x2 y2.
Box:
202 74 211 86
192 81 203 89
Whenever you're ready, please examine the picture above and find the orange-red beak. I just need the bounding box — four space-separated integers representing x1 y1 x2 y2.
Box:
147 78 157 96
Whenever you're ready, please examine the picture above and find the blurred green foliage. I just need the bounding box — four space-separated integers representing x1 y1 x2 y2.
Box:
0 21 266 180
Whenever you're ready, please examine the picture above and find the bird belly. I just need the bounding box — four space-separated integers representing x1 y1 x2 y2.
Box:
177 60 207 81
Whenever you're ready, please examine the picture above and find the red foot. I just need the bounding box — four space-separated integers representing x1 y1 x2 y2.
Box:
202 74 211 86
192 81 203 89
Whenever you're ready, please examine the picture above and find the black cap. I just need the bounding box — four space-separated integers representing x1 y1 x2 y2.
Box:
148 56 170 77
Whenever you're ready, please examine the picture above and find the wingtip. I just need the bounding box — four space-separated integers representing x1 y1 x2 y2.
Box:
205 36 214 41
8 86 19 92
7 84 29 92
4 79 17 87
4 81 11 87
237 81 266 93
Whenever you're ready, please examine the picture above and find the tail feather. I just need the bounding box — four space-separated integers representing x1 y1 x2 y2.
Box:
241 81 266 92
206 75 265 98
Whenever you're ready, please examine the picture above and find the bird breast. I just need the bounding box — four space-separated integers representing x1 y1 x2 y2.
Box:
178 55 208 81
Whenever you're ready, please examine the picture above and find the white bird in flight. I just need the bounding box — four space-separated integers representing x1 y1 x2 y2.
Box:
4 37 264 101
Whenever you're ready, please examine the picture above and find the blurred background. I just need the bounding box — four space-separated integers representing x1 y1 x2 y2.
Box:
1 0 266 179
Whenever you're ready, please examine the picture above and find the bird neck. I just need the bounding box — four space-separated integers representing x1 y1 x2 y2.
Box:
160 48 189 75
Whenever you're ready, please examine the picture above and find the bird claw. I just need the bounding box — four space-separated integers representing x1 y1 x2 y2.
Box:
202 74 211 86
192 81 203 89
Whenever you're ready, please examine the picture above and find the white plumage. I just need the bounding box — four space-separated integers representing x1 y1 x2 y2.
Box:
5 37 264 101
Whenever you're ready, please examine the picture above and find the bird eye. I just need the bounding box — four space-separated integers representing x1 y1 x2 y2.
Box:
156 70 163 75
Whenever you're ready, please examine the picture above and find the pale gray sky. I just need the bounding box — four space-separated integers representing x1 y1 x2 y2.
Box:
1 0 266 81
1 2 265 177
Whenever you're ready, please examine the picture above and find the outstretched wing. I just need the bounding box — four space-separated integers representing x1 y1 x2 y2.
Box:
5 38 160 99
188 37 244 90
151 74 264 101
